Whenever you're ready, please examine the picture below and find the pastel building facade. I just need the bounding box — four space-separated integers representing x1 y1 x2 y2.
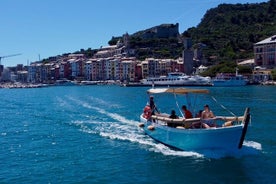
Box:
121 58 137 82
254 35 276 68
24 40 189 83
140 58 184 79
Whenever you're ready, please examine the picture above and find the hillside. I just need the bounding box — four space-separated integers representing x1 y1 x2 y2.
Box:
66 1 275 65
108 24 184 60
183 0 276 63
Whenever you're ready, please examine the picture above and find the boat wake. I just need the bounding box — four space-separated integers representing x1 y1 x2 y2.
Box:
59 96 261 159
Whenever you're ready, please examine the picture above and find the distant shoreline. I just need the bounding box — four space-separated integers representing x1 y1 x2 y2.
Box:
1 80 275 89
0 83 48 89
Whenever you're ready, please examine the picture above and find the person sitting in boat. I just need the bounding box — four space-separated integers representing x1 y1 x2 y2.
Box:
181 105 193 119
190 110 210 129
143 103 152 119
167 110 178 127
196 110 203 118
201 104 216 128
202 105 215 119
169 110 178 119
149 96 159 115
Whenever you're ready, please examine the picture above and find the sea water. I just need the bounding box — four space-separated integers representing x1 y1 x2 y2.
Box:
0 85 275 183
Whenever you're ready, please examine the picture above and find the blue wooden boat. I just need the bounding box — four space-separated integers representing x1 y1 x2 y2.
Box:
139 88 250 151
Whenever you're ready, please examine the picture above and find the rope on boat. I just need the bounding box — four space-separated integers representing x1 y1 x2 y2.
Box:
186 93 192 110
211 96 236 117
173 90 184 117
173 90 197 118
192 94 198 117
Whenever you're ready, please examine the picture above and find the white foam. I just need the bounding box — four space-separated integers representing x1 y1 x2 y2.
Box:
69 115 202 158
67 96 140 126
89 96 122 108
70 120 98 134
243 140 262 150
149 143 204 158
1 132 7 136
56 97 74 109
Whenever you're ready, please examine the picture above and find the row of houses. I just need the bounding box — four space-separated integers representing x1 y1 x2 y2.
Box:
2 34 275 84
23 55 184 84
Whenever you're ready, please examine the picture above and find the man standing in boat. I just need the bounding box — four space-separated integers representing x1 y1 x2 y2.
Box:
149 96 159 115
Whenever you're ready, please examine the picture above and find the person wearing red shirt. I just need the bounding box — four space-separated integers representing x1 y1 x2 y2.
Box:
182 105 193 119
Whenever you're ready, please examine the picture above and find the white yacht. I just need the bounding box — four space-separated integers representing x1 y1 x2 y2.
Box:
140 72 212 86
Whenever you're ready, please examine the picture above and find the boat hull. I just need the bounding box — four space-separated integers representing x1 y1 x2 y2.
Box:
140 115 244 151
212 80 247 86
212 74 248 86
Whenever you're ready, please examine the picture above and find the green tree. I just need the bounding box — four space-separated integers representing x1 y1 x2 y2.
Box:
271 69 276 80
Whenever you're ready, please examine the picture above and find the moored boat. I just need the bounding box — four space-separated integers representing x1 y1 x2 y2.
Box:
55 79 77 86
140 72 212 86
212 69 248 86
139 87 250 151
80 80 97 85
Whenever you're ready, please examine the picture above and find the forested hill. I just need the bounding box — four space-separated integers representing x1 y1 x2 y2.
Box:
71 0 275 64
183 0 276 63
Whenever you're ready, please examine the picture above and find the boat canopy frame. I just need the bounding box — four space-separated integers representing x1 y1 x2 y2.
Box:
147 87 238 119
147 88 209 95
147 87 209 118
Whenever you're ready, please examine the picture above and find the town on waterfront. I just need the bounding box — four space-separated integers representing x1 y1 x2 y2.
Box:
1 1 276 183
0 24 276 88
1 30 275 88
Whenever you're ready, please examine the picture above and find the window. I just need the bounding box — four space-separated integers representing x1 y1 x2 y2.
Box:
268 54 275 65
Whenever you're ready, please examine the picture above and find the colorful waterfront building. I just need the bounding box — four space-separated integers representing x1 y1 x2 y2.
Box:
59 61 71 79
90 59 99 81
121 59 136 82
254 35 276 69
70 59 85 80
84 60 92 81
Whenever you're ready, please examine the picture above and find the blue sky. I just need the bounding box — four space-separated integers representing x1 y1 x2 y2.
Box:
1 0 266 67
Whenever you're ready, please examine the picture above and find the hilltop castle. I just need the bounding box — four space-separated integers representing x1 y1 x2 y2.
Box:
133 23 179 39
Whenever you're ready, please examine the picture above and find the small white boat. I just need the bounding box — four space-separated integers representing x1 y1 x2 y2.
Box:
212 69 248 86
139 88 250 151
140 72 212 86
55 79 77 86
80 81 97 85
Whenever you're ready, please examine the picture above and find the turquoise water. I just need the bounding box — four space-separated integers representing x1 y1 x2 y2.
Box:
0 85 275 183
